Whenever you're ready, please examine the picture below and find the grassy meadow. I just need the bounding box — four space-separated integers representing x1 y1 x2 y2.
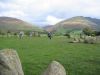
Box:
0 36 100 75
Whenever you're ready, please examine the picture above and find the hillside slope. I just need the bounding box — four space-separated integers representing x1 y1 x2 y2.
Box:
0 17 43 32
55 16 99 30
44 16 100 34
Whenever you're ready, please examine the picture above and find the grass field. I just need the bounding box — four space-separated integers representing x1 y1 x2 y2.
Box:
0 36 100 75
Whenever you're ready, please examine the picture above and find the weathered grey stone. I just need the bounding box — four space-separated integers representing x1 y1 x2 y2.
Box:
69 38 79 43
0 49 24 75
42 61 67 75
84 36 97 44
78 38 84 43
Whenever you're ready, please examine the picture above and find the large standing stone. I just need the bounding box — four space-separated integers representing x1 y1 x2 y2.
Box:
42 61 67 75
0 49 24 75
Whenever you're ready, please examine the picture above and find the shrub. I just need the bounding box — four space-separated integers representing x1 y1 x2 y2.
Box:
64 33 71 38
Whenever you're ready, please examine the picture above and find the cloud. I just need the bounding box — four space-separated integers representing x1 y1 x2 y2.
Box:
46 15 64 25
0 0 100 26
0 10 27 18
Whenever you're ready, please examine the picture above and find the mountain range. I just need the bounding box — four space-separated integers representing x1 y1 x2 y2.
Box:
0 16 100 34
44 16 100 34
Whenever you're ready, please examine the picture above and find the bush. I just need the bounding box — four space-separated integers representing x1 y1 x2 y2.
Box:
25 31 30 36
95 31 100 36
14 33 17 36
64 33 71 38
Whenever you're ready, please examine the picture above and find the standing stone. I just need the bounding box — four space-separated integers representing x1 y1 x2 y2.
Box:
84 36 97 44
0 49 24 75
19 31 24 39
42 61 67 75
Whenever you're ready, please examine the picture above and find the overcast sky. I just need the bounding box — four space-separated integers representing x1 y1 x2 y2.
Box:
0 0 100 26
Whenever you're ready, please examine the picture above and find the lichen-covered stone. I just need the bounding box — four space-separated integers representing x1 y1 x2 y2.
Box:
42 61 67 75
0 49 24 75
84 36 97 44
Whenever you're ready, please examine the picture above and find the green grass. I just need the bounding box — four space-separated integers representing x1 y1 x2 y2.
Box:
0 36 100 75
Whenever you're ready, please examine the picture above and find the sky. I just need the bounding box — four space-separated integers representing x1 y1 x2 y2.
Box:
0 0 100 26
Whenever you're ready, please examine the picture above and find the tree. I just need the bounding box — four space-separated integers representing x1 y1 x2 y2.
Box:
64 33 71 38
83 27 95 36
14 32 17 36
1 32 5 37
0 30 2 35
25 31 30 36
95 31 100 36
7 30 11 37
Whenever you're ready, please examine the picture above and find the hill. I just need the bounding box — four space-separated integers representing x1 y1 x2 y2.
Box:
0 17 43 32
44 16 100 34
